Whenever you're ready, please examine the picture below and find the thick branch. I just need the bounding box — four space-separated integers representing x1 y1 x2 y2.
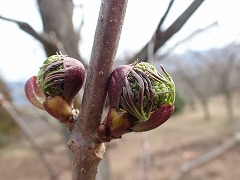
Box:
129 0 205 63
69 0 128 179
37 0 85 64
172 132 240 180
0 93 59 180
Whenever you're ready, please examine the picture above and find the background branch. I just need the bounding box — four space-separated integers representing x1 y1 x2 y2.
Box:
172 132 240 180
37 0 84 64
1 0 87 66
158 21 218 60
0 93 59 180
155 0 174 36
0 15 62 56
129 0 205 63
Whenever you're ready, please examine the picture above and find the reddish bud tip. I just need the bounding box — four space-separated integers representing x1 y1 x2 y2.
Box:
108 65 132 107
25 76 45 109
131 104 174 132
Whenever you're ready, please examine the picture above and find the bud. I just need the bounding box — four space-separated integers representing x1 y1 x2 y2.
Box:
43 96 72 123
98 62 175 141
37 53 85 104
25 53 86 122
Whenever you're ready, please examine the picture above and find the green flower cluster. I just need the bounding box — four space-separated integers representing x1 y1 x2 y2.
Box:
129 62 170 112
37 54 65 97
97 61 175 141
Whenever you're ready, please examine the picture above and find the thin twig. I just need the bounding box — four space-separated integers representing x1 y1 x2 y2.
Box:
69 0 128 179
172 132 240 180
129 0 205 63
148 0 174 65
158 21 218 60
0 15 62 55
0 15 44 42
137 133 153 180
155 0 174 36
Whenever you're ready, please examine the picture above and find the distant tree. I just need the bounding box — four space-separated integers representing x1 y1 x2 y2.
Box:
206 44 239 123
0 78 19 146
174 60 211 120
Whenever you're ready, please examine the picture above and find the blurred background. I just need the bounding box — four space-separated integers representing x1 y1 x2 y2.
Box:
0 0 240 179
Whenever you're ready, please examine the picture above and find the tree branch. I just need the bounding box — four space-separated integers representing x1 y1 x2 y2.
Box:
37 0 86 65
0 93 59 180
68 0 128 179
172 132 240 180
1 0 88 66
129 0 205 63
0 15 65 57
158 21 218 60
147 0 175 65
155 0 174 36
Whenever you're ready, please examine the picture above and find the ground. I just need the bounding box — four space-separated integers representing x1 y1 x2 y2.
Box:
0 94 240 180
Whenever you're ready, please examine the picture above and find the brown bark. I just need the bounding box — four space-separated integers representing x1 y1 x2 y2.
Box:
68 0 128 179
37 0 84 64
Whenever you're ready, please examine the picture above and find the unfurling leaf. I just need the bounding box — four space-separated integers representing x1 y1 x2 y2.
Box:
24 53 86 122
98 62 176 141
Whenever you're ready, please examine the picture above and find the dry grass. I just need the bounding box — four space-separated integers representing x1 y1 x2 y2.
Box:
0 94 240 180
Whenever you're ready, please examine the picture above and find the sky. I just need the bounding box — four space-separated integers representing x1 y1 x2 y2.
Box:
0 0 240 82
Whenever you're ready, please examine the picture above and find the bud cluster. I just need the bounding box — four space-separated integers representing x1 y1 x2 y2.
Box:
25 53 85 123
98 62 175 141
25 55 175 140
